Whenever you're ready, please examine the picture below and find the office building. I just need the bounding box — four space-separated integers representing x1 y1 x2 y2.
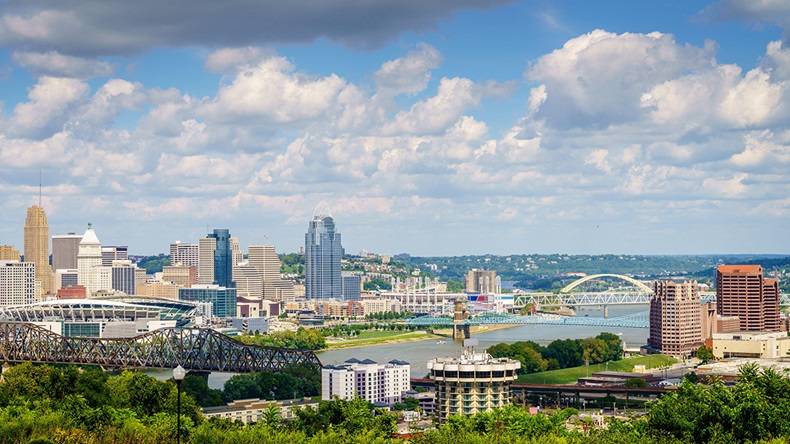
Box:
101 246 128 267
52 233 82 270
342 273 362 301
198 237 217 285
428 340 520 422
162 265 196 287
248 245 280 282
207 229 233 288
305 202 343 300
54 269 79 291
179 284 236 318
465 269 500 294
716 265 780 331
0 261 37 306
232 262 263 299
77 224 103 295
0 245 20 261
648 281 703 357
230 237 243 268
111 260 137 295
322 358 411 404
170 241 199 268
24 205 53 295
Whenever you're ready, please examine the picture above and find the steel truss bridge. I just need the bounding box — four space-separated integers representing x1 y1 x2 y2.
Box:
407 312 649 329
0 322 322 372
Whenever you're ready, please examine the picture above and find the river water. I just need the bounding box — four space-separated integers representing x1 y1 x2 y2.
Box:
154 305 648 389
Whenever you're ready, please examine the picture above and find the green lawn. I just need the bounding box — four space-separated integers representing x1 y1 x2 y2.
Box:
517 355 678 384
326 330 439 349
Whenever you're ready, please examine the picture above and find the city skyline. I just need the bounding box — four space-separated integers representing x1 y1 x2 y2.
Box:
0 1 789 256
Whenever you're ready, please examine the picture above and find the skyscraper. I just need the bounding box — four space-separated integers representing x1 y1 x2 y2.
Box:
170 241 199 268
77 223 103 295
101 246 128 266
716 265 780 331
197 229 234 288
52 233 82 270
24 205 54 295
0 261 36 306
648 280 703 357
305 202 343 300
198 237 216 285
0 245 20 261
248 245 280 282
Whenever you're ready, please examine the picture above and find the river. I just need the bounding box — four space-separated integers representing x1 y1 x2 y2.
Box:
151 305 649 389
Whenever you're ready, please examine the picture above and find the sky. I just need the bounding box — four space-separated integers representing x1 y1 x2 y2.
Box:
0 0 789 257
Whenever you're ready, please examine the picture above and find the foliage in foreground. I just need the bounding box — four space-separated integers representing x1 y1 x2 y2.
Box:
3 362 790 443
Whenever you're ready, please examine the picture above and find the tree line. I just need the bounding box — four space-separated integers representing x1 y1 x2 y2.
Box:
487 332 623 374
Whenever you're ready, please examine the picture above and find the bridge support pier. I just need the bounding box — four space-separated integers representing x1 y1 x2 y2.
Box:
453 323 470 341
603 305 609 318
453 297 471 341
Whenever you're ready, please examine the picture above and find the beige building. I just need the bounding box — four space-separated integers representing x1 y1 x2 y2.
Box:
169 241 199 268
76 224 103 295
230 237 244 267
162 265 196 287
465 269 499 294
203 398 319 425
24 205 54 296
712 331 790 359
248 245 280 282
429 341 520 423
136 281 181 299
233 262 263 298
0 261 37 305
648 281 703 357
198 237 216 284
0 245 20 261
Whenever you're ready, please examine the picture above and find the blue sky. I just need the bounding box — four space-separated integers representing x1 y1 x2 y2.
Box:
0 0 788 257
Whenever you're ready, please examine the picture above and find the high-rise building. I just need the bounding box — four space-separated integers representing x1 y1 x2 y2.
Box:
208 229 233 288
0 261 37 306
716 265 780 331
648 280 703 357
52 233 82 270
198 237 216 285
428 341 520 423
248 245 280 282
111 260 137 295
101 246 128 267
24 205 53 295
230 237 244 268
233 262 263 299
54 269 79 291
0 245 20 261
305 202 343 300
322 358 411 404
77 224 103 295
170 241 199 268
342 274 362 301
465 269 500 294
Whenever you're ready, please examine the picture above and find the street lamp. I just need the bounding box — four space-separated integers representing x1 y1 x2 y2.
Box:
173 365 186 444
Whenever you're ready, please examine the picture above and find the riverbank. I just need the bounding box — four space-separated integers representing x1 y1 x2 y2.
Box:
325 330 444 350
432 323 522 337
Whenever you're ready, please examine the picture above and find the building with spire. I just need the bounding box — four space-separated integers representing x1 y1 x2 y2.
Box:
77 223 103 296
24 205 53 296
305 202 344 300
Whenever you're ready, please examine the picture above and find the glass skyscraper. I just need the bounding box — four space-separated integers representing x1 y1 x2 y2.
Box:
207 229 233 288
305 202 343 300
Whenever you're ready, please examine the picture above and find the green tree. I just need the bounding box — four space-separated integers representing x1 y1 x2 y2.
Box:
446 279 464 293
696 345 714 364
624 378 647 388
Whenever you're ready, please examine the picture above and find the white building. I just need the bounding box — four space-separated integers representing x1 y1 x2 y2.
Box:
322 358 411 404
0 261 36 306
170 241 199 268
77 224 103 295
428 340 520 422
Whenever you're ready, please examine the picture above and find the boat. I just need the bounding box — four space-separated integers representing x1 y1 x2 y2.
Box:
437 340 446 344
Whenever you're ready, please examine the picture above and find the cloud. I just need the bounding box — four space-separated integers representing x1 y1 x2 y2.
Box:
374 43 443 96
12 51 114 78
527 29 716 129
8 76 89 139
0 0 512 56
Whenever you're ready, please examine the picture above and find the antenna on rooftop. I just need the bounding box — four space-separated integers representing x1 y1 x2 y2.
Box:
38 171 42 207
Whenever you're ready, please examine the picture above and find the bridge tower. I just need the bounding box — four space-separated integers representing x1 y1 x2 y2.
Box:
453 297 470 340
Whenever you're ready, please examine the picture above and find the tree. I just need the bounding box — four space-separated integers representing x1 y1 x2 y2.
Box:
696 345 714 364
581 337 609 365
624 378 647 388
544 339 584 368
446 279 464 293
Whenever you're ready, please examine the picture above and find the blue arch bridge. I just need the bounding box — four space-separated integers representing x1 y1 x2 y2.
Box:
407 311 650 329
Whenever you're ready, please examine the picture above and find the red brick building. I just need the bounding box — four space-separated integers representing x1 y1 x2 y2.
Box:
716 265 779 331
